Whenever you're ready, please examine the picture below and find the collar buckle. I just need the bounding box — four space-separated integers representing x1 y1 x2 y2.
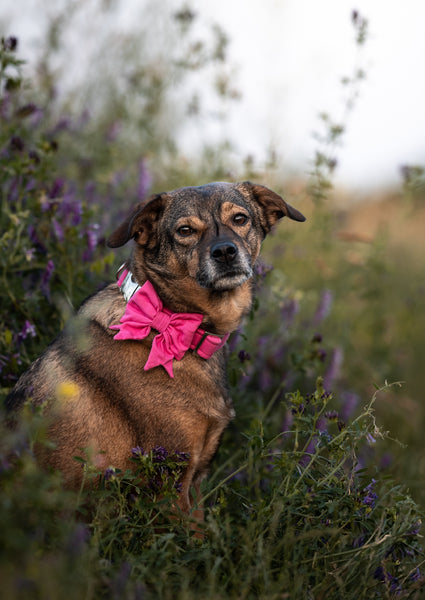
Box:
116 265 140 302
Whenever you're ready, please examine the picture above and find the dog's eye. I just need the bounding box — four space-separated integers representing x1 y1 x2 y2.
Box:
233 213 249 226
177 225 195 237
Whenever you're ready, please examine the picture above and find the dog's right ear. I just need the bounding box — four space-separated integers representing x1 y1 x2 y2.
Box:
107 194 168 248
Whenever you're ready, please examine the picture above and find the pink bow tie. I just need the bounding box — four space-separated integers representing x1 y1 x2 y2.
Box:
110 271 228 377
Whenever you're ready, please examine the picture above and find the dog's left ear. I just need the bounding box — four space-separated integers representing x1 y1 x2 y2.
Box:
107 193 168 248
242 181 306 234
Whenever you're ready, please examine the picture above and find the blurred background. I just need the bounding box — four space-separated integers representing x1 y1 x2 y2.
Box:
4 0 425 190
1 0 425 502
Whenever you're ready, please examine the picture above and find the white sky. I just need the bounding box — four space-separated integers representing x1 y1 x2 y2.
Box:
197 0 425 191
3 0 425 191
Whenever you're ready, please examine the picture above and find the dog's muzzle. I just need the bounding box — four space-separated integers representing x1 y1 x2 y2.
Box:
197 240 253 291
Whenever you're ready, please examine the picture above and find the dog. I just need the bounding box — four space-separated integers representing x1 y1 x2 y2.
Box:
6 181 305 516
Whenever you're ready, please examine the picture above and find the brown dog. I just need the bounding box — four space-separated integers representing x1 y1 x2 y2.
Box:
6 181 305 515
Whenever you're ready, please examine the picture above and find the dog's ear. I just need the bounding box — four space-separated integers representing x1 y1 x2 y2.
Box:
242 181 306 234
107 194 168 248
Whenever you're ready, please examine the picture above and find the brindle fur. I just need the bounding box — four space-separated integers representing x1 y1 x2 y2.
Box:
6 181 305 516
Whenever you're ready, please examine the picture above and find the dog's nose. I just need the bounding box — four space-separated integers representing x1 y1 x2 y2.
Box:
211 241 238 264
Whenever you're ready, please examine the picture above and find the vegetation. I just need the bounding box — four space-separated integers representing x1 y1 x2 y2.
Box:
1 4 425 598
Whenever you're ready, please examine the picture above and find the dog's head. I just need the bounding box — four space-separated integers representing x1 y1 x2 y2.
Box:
107 182 305 320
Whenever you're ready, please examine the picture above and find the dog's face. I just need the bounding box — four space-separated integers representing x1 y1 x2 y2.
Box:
107 181 305 316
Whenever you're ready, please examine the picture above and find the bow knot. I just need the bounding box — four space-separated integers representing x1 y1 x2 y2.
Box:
110 279 204 377
151 310 172 333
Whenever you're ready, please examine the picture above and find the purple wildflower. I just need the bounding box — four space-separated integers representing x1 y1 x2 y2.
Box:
15 103 38 119
131 446 145 457
109 561 132 598
24 248 35 263
84 181 97 204
65 523 90 558
50 116 72 135
312 289 333 326
373 566 401 594
7 176 19 203
58 195 83 226
407 521 422 536
362 478 378 510
0 93 11 119
152 446 168 462
352 535 365 548
254 260 273 281
316 348 327 362
340 391 359 420
379 452 393 469
259 369 273 393
51 219 65 243
28 150 40 164
27 225 46 253
104 467 117 481
238 349 251 363
281 409 293 433
3 36 18 51
49 177 66 199
299 437 317 467
9 136 24 152
82 225 99 262
41 260 55 300
174 451 190 462
410 568 422 582
318 429 333 443
366 432 376 445
325 410 339 421
136 159 152 201
106 121 121 142
281 297 299 324
323 347 343 391
228 328 242 352
18 320 36 342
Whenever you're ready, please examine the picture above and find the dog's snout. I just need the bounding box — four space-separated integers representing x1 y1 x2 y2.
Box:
211 241 238 264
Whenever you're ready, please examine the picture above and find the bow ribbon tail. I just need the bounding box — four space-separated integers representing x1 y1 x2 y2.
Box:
143 332 177 377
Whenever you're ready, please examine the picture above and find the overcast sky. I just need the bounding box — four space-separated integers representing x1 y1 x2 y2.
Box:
4 0 425 192
197 0 425 191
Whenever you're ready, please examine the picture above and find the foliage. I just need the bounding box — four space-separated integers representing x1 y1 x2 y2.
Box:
0 36 117 389
1 379 424 599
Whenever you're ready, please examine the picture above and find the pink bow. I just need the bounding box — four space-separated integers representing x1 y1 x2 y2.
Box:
110 280 204 377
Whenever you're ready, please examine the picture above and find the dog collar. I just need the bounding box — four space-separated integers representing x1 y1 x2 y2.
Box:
110 267 229 377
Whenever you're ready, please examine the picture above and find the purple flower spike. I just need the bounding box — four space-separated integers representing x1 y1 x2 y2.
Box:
137 159 152 201
340 391 359 421
131 446 145 457
52 219 65 243
18 320 36 342
281 297 299 325
104 467 116 481
153 446 168 462
323 347 343 391
362 478 378 511
312 289 333 326
41 260 55 300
